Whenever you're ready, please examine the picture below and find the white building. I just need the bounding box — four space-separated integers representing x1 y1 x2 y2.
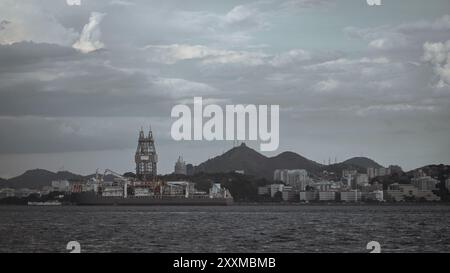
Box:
51 180 71 192
0 188 15 199
299 191 318 202
362 190 384 202
319 191 336 201
411 176 439 191
274 169 288 182
274 169 310 190
340 190 362 202
313 181 333 191
269 184 284 197
367 167 391 179
257 184 285 198
385 183 440 202
281 186 297 201
356 173 369 186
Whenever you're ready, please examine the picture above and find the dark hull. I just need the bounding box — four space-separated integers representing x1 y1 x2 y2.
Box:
72 192 233 206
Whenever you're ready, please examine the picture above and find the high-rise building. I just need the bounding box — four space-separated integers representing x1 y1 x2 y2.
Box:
274 169 310 190
186 164 194 176
367 167 391 179
135 128 158 181
174 156 187 175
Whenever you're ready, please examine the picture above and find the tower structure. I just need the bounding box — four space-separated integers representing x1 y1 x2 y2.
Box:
135 127 158 181
174 156 187 175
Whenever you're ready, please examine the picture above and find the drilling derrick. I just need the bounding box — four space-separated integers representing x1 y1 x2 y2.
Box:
135 127 158 181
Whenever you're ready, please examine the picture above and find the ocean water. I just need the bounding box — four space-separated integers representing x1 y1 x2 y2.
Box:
0 205 449 253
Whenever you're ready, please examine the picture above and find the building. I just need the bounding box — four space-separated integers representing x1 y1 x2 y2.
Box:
340 190 362 202
0 188 15 199
313 181 333 191
446 178 450 192
186 164 194 176
342 169 358 189
174 156 187 175
135 128 158 181
273 169 287 182
51 180 71 192
256 184 284 198
367 167 391 179
257 186 270 195
319 191 336 201
281 186 297 201
299 191 318 202
411 176 439 191
342 169 358 178
385 183 440 202
361 190 384 202
274 169 310 190
269 184 284 197
355 173 369 186
15 188 38 198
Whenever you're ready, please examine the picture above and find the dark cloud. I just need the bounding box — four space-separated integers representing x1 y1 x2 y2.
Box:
0 1 450 177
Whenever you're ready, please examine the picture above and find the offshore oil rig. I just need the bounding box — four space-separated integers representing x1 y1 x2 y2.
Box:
71 128 233 205
135 127 158 181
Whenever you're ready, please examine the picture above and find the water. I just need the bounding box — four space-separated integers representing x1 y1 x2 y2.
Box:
0 205 449 253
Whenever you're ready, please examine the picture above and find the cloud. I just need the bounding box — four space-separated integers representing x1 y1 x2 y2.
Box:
109 0 135 6
152 77 218 99
0 20 10 31
66 0 81 6
423 40 450 87
355 104 437 117
270 49 311 66
280 0 334 11
0 0 78 46
345 15 450 52
72 12 106 53
314 78 339 92
223 4 268 30
143 44 267 66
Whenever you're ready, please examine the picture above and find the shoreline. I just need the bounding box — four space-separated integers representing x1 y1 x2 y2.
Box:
1 201 450 207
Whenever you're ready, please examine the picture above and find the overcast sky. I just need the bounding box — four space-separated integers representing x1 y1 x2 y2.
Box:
0 0 449 178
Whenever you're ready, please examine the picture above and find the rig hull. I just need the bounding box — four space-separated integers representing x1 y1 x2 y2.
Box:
72 192 233 206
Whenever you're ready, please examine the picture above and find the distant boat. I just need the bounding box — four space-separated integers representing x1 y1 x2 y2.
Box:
27 201 62 206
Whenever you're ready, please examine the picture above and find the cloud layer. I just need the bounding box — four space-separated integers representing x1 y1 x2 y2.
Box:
1 0 450 177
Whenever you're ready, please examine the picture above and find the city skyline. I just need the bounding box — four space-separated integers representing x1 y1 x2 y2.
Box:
1 0 450 178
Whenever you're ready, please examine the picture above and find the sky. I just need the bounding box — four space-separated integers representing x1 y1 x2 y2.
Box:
0 0 450 178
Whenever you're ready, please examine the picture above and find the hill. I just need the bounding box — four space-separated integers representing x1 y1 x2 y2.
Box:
1 169 84 189
195 143 323 180
342 157 383 169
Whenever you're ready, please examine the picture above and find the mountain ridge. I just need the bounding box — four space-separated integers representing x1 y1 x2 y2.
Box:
1 145 391 188
194 143 373 180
